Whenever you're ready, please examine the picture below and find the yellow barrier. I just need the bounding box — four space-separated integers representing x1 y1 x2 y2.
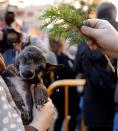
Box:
48 79 86 131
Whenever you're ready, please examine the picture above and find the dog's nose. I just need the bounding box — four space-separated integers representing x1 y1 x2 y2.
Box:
21 71 34 79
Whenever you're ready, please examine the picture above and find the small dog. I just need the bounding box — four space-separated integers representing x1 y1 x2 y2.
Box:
1 45 60 125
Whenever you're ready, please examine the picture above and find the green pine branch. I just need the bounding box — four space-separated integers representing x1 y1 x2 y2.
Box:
40 3 87 45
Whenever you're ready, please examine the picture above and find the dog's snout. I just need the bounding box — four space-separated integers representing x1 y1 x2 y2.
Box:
21 70 34 79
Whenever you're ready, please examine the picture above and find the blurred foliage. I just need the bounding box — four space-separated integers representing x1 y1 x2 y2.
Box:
79 0 97 19
40 1 96 45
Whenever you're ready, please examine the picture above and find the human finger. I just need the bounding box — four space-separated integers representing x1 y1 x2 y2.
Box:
81 26 99 39
83 19 101 27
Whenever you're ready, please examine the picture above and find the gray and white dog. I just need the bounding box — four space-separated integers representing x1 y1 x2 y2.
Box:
1 45 56 125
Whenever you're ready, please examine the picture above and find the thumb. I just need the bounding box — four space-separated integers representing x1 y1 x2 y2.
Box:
81 26 98 39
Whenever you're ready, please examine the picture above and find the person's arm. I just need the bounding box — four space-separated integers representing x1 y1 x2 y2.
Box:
73 43 87 76
81 19 118 58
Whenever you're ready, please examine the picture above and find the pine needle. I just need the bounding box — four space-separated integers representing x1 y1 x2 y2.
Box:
40 3 87 45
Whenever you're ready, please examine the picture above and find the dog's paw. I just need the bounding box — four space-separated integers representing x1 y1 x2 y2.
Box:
35 97 48 109
35 92 48 108
21 110 32 125
34 84 48 108
14 95 25 111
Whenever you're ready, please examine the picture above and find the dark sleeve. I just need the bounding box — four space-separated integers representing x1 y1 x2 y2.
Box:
89 64 115 101
73 43 86 76
24 126 38 131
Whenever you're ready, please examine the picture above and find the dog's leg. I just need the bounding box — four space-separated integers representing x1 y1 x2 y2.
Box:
11 85 33 125
34 83 48 109
6 79 33 125
6 83 25 111
21 87 33 125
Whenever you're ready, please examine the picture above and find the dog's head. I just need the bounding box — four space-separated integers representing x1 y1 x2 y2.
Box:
15 46 63 80
15 46 47 80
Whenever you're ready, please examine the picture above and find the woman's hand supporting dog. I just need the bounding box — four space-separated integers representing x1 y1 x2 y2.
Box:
29 98 56 131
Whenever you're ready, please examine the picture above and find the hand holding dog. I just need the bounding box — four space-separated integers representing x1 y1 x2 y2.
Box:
29 98 56 131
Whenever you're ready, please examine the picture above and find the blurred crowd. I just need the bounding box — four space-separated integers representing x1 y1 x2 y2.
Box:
0 1 118 131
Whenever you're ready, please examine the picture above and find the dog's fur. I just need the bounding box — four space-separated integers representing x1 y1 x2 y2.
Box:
1 46 50 125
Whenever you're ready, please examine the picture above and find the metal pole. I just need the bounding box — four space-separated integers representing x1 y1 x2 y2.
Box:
65 86 69 131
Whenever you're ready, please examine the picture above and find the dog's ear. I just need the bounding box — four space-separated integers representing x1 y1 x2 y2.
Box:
0 53 6 73
14 56 20 69
45 63 64 73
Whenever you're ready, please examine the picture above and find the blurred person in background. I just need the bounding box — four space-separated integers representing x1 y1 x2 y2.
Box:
4 11 15 27
0 11 21 64
64 42 78 60
49 37 80 131
73 2 117 131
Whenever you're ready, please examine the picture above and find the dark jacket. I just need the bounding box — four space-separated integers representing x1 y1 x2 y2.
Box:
107 20 118 112
52 53 80 114
73 43 116 127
